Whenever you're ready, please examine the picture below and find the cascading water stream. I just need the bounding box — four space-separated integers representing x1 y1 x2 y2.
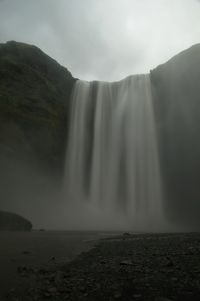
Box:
64 74 163 230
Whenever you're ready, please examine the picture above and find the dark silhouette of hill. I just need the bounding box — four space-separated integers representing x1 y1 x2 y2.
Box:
151 44 200 225
0 210 32 231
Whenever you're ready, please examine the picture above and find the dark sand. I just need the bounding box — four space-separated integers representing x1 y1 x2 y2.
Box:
0 230 106 300
1 233 200 301
4 232 200 301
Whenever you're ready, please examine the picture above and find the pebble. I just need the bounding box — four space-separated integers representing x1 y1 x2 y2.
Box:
120 260 133 266
47 287 57 294
155 297 173 301
133 294 142 299
114 292 122 299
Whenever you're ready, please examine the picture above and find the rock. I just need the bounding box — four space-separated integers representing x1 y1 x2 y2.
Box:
0 41 76 218
165 257 174 267
79 286 86 293
22 251 31 255
133 294 142 299
151 43 200 225
47 287 57 294
0 211 32 231
17 265 28 273
114 292 122 299
54 270 64 285
123 232 131 237
0 40 75 173
155 297 173 301
120 260 133 266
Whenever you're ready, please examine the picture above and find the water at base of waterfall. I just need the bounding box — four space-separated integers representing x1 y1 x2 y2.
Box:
64 74 164 231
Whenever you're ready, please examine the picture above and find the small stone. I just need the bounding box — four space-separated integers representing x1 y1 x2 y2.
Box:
22 251 31 255
120 260 133 266
155 297 173 301
55 270 64 285
171 277 177 281
123 232 131 237
133 294 142 299
164 257 174 267
114 292 122 299
79 286 86 292
17 265 28 274
11 258 16 262
47 287 57 294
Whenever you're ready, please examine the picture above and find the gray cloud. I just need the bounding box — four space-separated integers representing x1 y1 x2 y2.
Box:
0 0 200 81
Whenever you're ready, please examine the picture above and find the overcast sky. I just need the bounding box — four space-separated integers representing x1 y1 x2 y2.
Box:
0 0 200 81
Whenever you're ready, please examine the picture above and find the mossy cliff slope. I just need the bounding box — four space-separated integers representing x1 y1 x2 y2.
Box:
0 41 76 172
151 44 200 224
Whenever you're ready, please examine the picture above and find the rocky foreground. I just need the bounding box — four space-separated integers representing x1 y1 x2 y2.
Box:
4 232 200 301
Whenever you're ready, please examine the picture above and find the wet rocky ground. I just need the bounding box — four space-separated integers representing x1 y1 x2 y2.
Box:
4 233 200 301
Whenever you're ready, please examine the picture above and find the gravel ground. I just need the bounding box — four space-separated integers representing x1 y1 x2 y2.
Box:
4 232 200 301
0 230 99 300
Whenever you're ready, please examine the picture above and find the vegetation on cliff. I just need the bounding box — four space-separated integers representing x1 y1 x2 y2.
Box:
0 41 76 171
0 41 76 219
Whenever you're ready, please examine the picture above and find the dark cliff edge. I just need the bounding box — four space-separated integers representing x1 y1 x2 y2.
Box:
151 44 200 224
0 210 32 231
0 40 76 172
0 41 76 221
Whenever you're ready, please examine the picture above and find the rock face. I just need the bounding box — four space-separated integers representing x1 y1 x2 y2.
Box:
0 41 76 172
0 210 32 231
151 44 200 224
0 41 76 218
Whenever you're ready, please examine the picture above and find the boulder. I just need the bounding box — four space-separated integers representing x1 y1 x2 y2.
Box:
0 210 32 231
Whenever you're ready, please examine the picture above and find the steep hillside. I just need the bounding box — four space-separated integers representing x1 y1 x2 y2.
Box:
151 44 200 224
0 41 76 171
0 41 76 221
0 210 32 231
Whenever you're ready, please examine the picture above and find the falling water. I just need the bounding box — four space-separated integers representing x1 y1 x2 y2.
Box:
64 74 163 231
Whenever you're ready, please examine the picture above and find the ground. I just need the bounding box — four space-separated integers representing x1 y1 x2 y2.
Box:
4 232 200 301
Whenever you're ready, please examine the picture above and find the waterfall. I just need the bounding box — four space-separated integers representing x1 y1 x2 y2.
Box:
64 74 163 231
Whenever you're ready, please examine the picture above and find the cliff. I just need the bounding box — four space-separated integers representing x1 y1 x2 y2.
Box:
0 41 76 172
0 210 32 231
0 41 76 219
151 44 200 224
